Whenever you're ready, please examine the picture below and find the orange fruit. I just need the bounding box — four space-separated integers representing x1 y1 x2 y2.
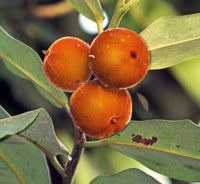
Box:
43 37 91 92
89 28 149 89
70 80 132 139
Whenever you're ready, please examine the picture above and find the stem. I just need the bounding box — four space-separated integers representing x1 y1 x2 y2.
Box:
109 0 140 28
47 155 66 178
108 0 124 28
64 127 86 184
96 19 104 34
84 0 104 34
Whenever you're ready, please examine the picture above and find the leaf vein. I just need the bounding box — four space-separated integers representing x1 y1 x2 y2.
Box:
149 36 200 52
0 153 26 184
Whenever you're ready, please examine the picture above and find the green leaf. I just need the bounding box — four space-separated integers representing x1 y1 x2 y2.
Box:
0 106 51 184
0 143 51 184
68 0 104 22
85 120 200 181
0 105 10 119
0 105 26 144
171 56 200 108
0 26 68 108
140 13 200 69
90 169 159 184
90 168 161 184
0 109 40 139
18 108 68 155
0 106 68 155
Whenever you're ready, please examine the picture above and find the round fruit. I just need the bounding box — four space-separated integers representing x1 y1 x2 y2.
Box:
89 28 149 89
70 80 132 139
43 37 91 92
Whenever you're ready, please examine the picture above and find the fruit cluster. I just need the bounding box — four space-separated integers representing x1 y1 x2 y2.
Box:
43 28 149 139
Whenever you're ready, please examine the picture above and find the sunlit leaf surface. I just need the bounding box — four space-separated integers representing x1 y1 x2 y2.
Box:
85 119 200 181
0 26 68 108
140 13 200 69
68 0 104 21
90 168 161 184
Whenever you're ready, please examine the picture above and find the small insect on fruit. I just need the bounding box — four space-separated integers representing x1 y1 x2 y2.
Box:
89 28 149 89
70 80 132 139
43 37 91 92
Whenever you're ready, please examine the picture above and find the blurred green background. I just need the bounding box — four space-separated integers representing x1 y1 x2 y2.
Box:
0 0 200 184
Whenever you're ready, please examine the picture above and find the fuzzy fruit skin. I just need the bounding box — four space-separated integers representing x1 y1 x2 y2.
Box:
43 37 91 92
70 80 132 139
89 28 149 89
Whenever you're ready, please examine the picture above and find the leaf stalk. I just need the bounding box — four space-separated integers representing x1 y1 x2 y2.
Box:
84 0 104 34
109 0 140 28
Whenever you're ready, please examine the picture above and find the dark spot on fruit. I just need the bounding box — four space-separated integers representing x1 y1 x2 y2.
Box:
111 117 117 123
130 50 137 58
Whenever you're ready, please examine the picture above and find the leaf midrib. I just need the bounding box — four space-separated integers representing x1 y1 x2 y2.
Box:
0 54 66 108
0 153 26 184
85 139 200 160
148 36 200 52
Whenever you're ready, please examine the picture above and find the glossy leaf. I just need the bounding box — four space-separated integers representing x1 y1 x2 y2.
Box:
140 13 200 69
0 143 51 184
0 26 68 108
68 0 104 21
0 109 40 139
85 120 200 181
90 168 161 184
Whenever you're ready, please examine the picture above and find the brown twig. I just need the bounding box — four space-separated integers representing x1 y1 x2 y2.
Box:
63 127 86 184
